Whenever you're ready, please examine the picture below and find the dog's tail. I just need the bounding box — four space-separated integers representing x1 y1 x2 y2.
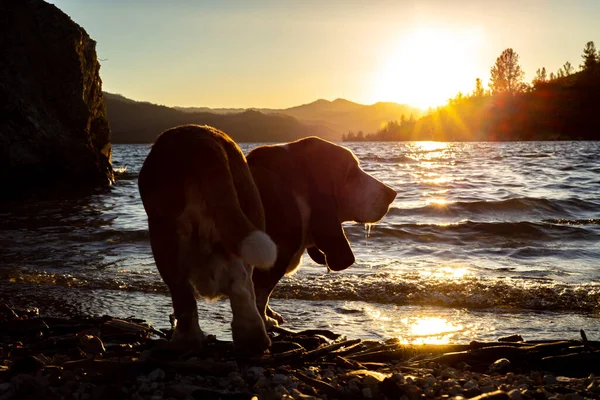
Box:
184 134 277 270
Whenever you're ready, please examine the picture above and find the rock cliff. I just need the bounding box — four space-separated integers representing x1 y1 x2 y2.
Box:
0 0 113 200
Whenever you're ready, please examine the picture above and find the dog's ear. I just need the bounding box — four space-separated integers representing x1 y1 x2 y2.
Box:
306 246 326 265
309 191 355 271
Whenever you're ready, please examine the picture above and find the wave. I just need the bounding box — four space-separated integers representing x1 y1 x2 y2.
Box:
3 268 599 313
68 229 150 243
345 220 597 244
360 155 418 163
518 153 553 158
387 197 599 219
543 218 600 226
272 273 600 313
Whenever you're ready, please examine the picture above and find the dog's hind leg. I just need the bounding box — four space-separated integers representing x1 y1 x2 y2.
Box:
223 258 271 355
148 216 204 348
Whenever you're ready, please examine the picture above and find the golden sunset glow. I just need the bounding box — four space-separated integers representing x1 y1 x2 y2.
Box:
409 317 464 344
371 27 484 109
420 265 470 279
416 141 448 152
426 198 449 206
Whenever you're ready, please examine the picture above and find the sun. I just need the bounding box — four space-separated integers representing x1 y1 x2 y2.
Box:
371 26 484 110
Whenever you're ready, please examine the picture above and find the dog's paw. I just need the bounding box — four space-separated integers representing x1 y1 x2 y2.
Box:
170 324 206 350
231 318 271 355
263 315 280 330
266 305 285 324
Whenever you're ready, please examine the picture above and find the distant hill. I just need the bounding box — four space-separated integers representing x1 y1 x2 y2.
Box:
172 97 422 135
104 94 338 143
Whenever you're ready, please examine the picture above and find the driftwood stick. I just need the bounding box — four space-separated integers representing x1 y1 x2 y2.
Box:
538 351 600 377
271 326 342 341
470 341 531 349
348 349 415 363
301 339 362 362
251 347 307 366
334 355 366 369
295 371 352 399
329 341 365 357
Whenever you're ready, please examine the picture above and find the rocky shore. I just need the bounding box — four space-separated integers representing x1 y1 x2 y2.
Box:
1 304 599 400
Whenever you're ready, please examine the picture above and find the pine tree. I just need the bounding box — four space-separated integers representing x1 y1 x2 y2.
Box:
532 67 547 86
473 78 485 97
581 41 598 71
489 48 525 94
562 61 574 76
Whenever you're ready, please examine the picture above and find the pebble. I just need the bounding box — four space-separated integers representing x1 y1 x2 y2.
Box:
442 368 458 379
363 375 382 387
508 389 522 400
543 375 558 385
272 374 288 385
480 385 495 393
228 372 246 388
564 394 584 400
0 383 12 394
424 374 436 387
347 378 360 392
138 383 151 394
362 387 373 399
448 385 460 396
490 358 511 373
148 368 166 381
247 366 264 378
291 388 318 400
254 376 270 389
464 380 478 389
530 371 543 385
164 383 201 398
274 384 290 397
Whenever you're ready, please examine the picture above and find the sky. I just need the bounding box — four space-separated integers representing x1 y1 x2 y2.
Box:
48 0 600 109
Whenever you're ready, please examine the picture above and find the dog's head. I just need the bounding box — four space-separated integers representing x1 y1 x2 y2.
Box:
287 137 397 271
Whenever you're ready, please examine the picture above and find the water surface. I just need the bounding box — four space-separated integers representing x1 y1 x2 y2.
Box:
1 141 599 343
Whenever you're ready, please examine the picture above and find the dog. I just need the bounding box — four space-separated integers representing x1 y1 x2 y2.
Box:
247 137 397 328
138 125 277 355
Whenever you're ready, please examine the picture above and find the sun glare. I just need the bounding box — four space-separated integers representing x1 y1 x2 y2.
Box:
410 317 464 344
372 26 483 109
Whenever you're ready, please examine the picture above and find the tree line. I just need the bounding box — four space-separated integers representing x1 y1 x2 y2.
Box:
344 41 600 141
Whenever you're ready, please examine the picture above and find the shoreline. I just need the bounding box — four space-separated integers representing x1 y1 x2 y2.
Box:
1 305 599 399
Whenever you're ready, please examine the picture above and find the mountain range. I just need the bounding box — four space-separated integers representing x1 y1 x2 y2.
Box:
104 92 421 143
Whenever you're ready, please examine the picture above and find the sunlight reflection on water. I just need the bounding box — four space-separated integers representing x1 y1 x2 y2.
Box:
408 317 465 344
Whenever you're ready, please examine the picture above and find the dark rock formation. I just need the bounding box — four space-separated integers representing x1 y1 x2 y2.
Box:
0 0 113 200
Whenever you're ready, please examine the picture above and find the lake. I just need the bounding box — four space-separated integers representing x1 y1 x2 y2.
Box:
1 141 599 343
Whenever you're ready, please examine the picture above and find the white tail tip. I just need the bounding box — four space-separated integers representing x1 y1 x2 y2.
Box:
239 231 277 269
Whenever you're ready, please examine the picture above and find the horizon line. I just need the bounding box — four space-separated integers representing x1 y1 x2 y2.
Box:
102 91 427 112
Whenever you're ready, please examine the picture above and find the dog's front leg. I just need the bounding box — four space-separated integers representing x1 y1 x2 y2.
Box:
253 258 288 330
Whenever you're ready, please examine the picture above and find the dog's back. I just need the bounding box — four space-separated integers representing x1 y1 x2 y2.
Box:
139 125 275 272
138 125 275 352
